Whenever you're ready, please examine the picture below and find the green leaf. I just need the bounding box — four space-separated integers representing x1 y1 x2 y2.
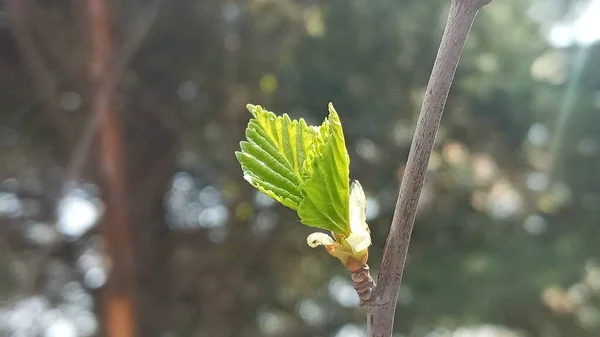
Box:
236 103 353 235
298 103 350 235
235 104 318 210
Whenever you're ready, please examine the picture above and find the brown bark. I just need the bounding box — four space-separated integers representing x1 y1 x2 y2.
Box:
86 0 137 336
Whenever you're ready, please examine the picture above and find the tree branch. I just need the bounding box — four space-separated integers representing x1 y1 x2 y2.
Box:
361 1 492 336
66 0 164 184
6 0 76 146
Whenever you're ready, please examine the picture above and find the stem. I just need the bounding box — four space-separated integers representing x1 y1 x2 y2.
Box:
364 1 491 336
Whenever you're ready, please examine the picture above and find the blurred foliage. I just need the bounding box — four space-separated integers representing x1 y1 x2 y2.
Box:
1 0 600 336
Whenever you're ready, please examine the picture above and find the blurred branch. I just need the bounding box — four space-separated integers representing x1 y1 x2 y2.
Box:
85 0 136 336
66 0 163 184
361 1 491 336
6 0 75 145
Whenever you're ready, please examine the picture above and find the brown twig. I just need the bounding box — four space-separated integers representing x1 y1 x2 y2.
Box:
359 1 492 336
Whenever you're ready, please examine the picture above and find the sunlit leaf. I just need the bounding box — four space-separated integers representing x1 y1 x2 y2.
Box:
298 103 350 235
345 180 371 253
235 104 317 210
237 103 371 270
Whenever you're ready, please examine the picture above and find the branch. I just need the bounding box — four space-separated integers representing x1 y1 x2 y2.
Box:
66 0 164 184
360 1 492 336
6 0 75 145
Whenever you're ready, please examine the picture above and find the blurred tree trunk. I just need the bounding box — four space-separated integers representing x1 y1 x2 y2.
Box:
86 0 137 336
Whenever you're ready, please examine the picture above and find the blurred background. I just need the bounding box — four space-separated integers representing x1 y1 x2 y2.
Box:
0 0 599 336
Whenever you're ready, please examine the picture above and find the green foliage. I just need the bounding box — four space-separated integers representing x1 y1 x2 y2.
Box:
235 104 316 210
236 103 350 235
7 0 597 335
298 103 350 235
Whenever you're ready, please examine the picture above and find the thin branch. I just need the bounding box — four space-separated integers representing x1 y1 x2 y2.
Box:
65 0 164 184
6 0 75 144
361 1 492 336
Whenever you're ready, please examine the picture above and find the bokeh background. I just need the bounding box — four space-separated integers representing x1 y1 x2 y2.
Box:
1 0 600 336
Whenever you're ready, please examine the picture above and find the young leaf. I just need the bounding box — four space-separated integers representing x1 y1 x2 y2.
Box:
237 103 371 270
345 180 371 253
235 104 317 210
306 181 371 268
298 103 350 235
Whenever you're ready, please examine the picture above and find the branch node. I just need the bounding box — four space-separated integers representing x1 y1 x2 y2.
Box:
351 264 375 303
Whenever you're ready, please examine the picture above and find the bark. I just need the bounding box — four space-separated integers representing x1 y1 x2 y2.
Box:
86 0 137 336
361 1 492 336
